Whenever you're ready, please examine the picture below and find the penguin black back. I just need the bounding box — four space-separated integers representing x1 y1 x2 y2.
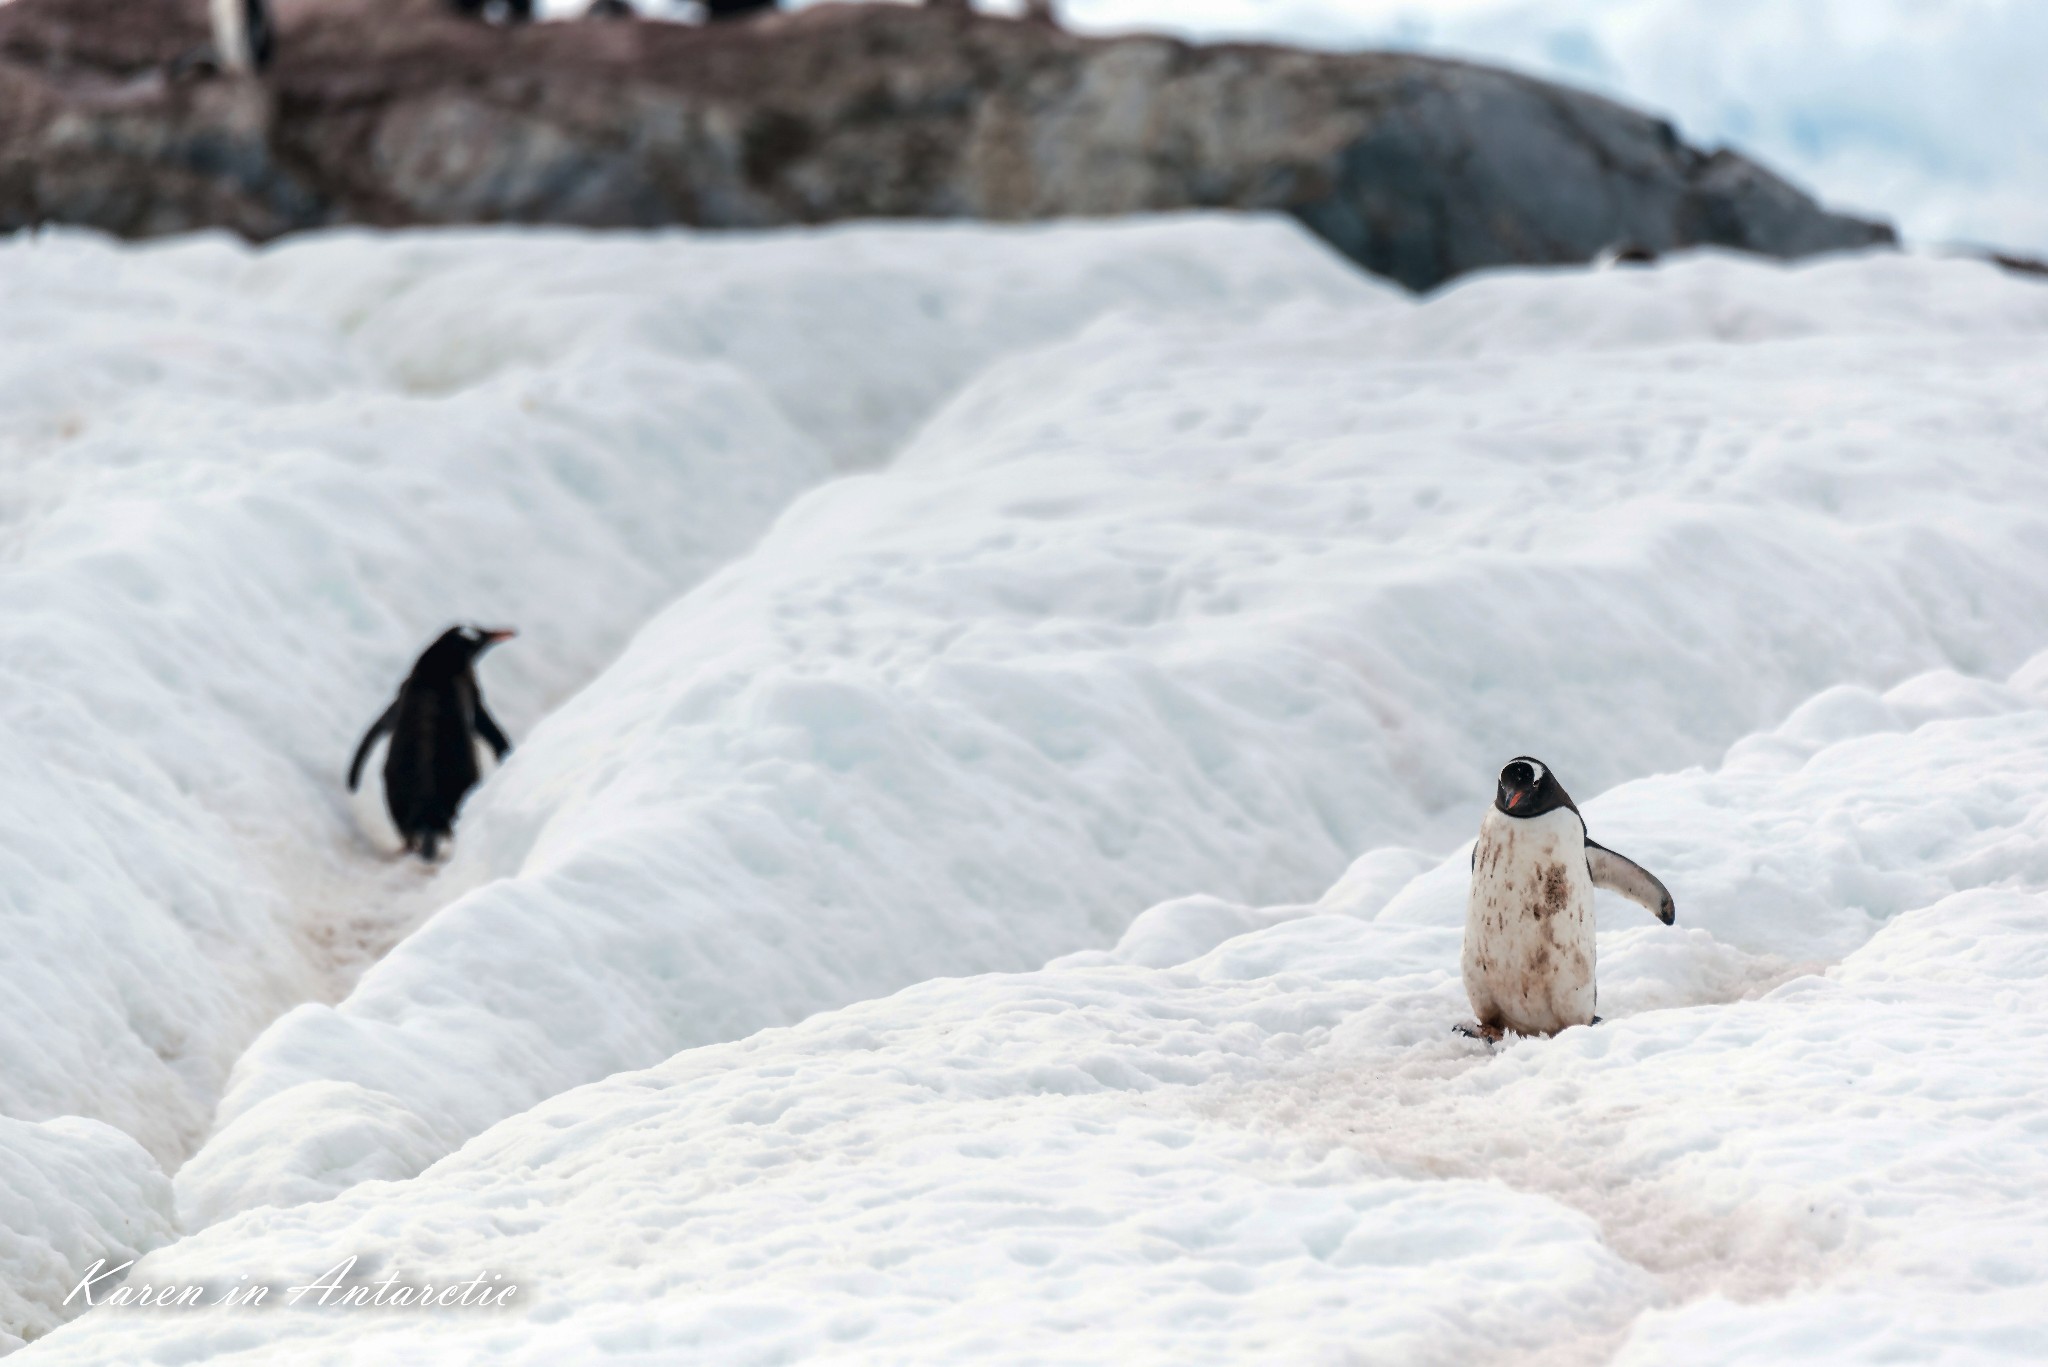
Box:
349 626 516 860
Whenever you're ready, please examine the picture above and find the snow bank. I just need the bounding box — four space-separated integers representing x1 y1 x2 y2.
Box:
32 658 2048 1363
0 212 1360 1286
176 246 2048 1229
0 1118 173 1354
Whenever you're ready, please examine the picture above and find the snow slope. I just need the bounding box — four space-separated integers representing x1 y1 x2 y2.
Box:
0 217 1367 1346
0 216 1345 1154
169 245 2048 1238
10 219 2048 1362
29 659 2048 1363
0 1119 173 1353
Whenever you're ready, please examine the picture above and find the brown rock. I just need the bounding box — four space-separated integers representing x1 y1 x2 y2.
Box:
0 0 1895 289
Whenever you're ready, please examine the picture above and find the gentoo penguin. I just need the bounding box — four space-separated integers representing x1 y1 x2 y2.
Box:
1462 757 1675 1040
446 0 536 23
209 0 275 73
347 626 516 861
1594 241 1659 269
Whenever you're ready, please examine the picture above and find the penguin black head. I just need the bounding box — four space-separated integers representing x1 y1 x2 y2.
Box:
412 625 517 681
458 624 517 651
1495 756 1576 819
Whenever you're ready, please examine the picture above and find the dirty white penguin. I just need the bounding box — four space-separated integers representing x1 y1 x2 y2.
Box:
1463 757 1676 1040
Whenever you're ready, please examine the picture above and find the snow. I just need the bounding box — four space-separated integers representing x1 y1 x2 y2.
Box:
27 657 2048 1363
0 1119 174 1353
0 216 1364 1343
7 217 2048 1362
166 243 2048 1241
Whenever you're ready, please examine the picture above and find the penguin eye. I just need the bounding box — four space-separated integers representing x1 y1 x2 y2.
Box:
1526 761 1546 785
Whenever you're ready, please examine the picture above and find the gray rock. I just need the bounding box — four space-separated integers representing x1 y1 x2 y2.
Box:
0 0 1893 289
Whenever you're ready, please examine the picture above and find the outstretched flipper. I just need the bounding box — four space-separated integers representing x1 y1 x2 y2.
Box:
347 700 399 791
1585 839 1676 924
473 702 513 762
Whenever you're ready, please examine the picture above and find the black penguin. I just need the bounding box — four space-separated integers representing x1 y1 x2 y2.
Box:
703 0 777 20
446 0 536 23
348 626 517 861
209 0 276 72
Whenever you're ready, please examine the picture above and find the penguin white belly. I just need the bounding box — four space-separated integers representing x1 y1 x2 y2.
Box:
347 733 406 857
1464 805 1597 1036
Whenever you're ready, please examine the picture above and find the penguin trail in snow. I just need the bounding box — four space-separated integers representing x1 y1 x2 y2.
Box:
348 626 516 861
1462 757 1675 1040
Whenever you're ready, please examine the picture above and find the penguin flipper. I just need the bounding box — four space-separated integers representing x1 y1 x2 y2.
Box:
1586 839 1676 924
473 702 513 762
347 700 400 791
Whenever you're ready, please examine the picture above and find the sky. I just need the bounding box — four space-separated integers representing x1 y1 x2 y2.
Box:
777 0 2048 255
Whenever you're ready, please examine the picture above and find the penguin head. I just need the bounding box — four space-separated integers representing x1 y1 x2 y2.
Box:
414 625 517 679
1496 756 1572 819
455 624 517 653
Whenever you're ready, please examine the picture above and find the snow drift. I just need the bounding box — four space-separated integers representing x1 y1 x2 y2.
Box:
0 215 1351 1154
9 216 2048 1363
0 216 1366 1347
0 1118 173 1353
174 243 2048 1237
30 657 2048 1363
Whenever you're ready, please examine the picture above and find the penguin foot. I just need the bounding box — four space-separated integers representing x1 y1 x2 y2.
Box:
1454 1021 1505 1043
402 832 450 863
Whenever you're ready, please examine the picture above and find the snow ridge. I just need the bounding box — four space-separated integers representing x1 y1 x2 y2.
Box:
10 219 2048 1363
34 658 2048 1362
180 242 2048 1243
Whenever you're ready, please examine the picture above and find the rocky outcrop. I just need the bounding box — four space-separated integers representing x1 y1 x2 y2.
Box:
0 0 1893 289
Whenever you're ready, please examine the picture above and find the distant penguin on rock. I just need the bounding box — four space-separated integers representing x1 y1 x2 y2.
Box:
703 0 777 20
1462 757 1675 1041
209 0 276 72
447 0 535 24
348 626 517 861
1595 241 1659 269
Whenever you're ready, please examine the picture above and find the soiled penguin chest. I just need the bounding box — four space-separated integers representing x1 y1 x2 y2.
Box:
1465 805 1597 1035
